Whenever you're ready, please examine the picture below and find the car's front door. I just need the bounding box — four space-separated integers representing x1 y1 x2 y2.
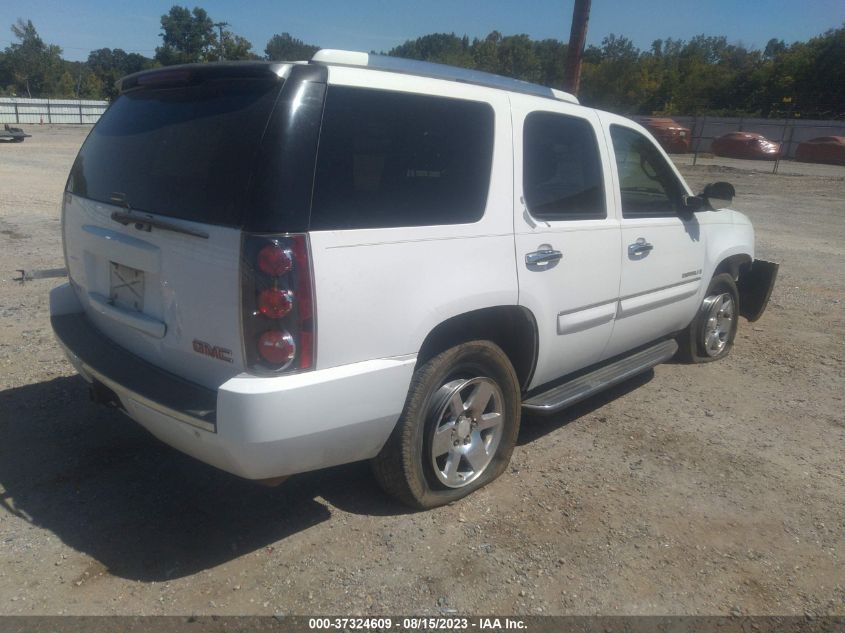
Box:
513 98 622 389
600 118 706 360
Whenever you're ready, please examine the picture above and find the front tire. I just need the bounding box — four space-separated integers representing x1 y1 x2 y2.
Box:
677 273 739 363
372 340 521 509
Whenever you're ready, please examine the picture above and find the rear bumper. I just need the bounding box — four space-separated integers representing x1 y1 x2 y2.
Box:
50 284 415 479
52 310 218 431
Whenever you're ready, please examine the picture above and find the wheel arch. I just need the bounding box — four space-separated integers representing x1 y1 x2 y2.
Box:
416 306 538 393
712 253 752 281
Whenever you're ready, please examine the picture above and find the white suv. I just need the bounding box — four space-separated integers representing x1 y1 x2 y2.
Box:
50 50 777 508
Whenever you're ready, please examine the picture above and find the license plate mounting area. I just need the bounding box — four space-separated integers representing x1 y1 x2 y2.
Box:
109 262 145 312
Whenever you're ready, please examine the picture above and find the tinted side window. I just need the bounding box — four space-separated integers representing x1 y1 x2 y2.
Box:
523 111 605 220
610 125 684 218
310 86 494 230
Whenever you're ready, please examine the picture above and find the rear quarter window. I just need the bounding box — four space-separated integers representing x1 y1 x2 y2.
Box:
309 86 495 230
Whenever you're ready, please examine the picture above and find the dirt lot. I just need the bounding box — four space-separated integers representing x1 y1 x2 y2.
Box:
0 125 843 616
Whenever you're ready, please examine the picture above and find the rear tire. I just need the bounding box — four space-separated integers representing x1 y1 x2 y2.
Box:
372 340 520 509
677 273 739 363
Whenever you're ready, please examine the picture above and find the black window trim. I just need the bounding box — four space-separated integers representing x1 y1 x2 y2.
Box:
521 109 608 223
610 123 688 220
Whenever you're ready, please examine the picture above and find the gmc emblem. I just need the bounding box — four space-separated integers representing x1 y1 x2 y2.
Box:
192 339 233 363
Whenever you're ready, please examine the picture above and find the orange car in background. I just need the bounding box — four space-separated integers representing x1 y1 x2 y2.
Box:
795 136 845 166
711 132 783 160
640 117 691 153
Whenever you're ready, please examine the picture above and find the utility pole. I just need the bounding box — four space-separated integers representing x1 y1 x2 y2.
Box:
563 0 591 96
213 21 229 60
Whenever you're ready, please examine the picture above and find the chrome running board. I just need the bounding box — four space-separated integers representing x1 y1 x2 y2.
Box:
522 339 678 415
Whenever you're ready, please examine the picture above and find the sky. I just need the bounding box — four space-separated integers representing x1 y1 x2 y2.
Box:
0 0 843 62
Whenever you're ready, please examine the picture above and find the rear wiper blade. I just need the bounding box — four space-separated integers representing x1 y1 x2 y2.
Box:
110 210 209 240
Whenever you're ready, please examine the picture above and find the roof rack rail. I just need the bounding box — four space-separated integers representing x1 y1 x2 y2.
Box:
310 49 578 105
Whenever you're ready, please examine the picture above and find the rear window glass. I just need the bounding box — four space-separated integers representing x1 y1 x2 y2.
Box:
310 86 494 230
67 77 282 226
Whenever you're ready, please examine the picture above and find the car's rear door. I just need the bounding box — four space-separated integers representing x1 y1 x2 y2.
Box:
512 96 622 389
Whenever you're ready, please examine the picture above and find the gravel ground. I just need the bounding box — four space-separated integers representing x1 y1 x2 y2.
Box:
0 125 843 616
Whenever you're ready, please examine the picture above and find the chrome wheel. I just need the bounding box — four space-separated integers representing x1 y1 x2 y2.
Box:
701 292 735 357
429 377 505 489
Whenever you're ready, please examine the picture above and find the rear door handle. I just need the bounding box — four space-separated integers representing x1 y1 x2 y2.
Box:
628 238 654 257
525 249 563 266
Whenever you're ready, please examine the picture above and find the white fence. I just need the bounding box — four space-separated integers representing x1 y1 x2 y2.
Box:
0 97 108 125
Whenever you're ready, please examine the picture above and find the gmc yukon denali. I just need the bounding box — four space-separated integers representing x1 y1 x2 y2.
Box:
51 50 778 508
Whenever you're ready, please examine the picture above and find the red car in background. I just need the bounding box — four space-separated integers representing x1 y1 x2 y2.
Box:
795 136 845 166
711 132 782 160
641 117 691 153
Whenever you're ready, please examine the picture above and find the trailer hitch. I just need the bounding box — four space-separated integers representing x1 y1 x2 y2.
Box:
13 268 68 284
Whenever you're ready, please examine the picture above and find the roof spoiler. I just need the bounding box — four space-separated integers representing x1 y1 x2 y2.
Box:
117 62 288 94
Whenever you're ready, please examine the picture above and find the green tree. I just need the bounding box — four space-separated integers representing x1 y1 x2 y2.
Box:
53 70 76 97
384 25 845 118
471 31 501 73
264 33 319 61
218 32 257 60
155 6 216 65
579 34 647 112
533 38 567 88
784 25 845 118
493 34 541 81
763 38 787 60
88 48 154 99
78 69 104 99
3 19 63 97
388 31 542 82
390 32 473 67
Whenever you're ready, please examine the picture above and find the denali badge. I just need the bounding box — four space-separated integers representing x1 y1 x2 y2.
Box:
192 339 233 363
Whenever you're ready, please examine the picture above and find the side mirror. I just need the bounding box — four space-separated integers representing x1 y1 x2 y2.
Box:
682 195 705 212
701 181 735 210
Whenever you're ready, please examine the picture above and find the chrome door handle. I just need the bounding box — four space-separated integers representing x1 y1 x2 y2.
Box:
628 238 654 257
525 249 563 266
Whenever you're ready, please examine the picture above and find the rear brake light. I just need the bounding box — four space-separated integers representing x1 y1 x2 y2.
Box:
257 243 293 276
136 69 192 87
242 234 315 374
258 288 293 318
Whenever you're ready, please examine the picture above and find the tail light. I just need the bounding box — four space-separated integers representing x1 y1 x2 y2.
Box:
242 234 315 373
257 288 293 318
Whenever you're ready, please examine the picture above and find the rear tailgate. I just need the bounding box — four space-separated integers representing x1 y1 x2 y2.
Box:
62 65 287 389
63 196 245 388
